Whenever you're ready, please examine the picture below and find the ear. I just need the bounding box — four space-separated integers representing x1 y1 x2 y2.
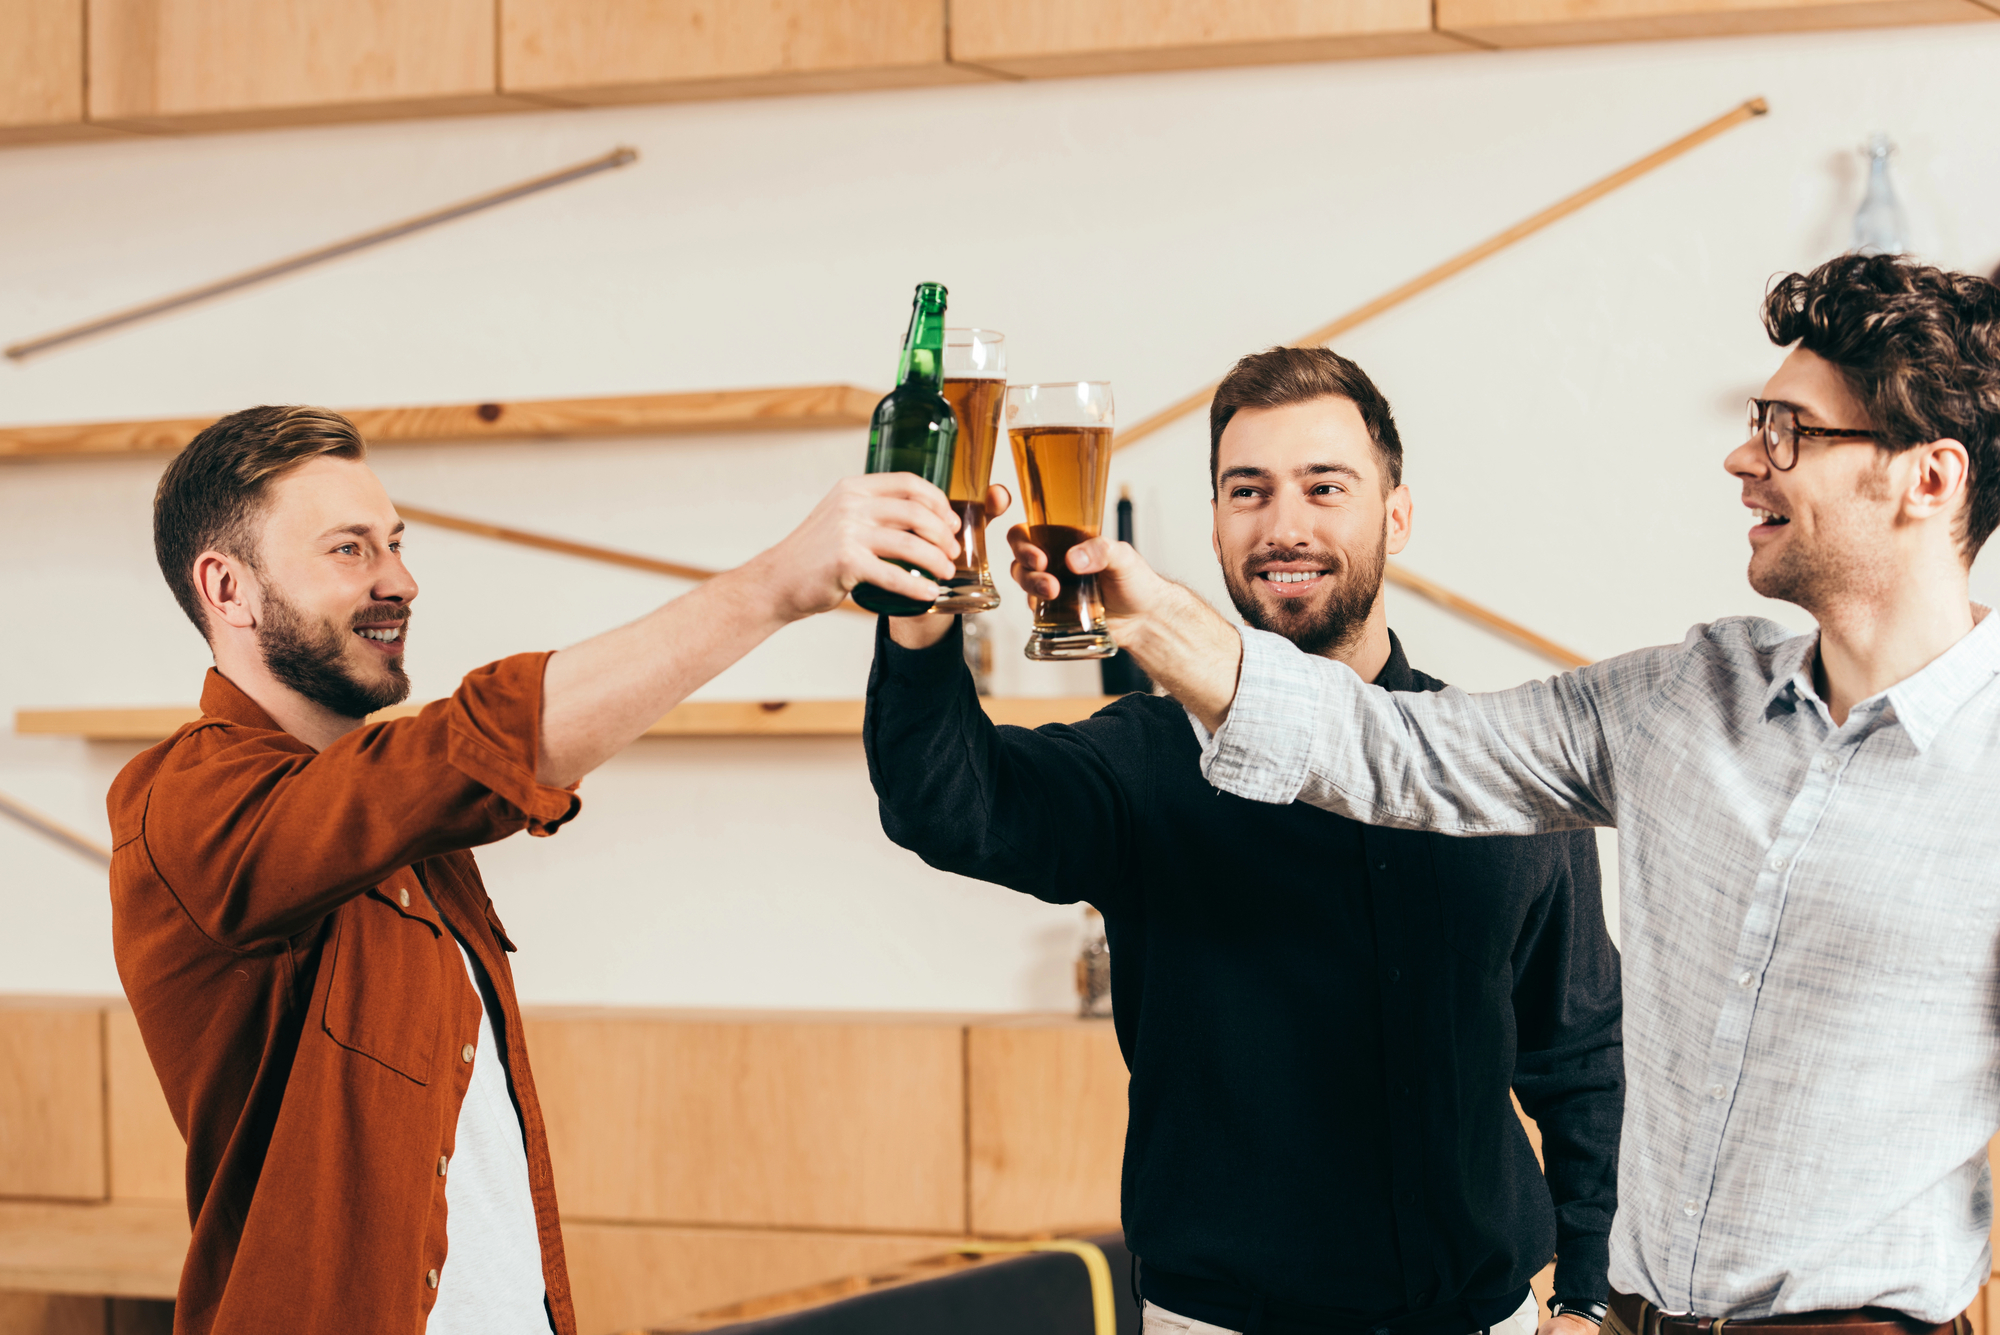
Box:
1385 484 1413 557
1899 438 1970 533
193 550 260 635
1210 499 1221 565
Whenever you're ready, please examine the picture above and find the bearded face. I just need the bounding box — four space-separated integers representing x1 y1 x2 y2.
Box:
256 579 412 720
1221 517 1387 658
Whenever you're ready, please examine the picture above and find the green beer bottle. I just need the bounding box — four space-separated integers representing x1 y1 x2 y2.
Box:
853 282 959 617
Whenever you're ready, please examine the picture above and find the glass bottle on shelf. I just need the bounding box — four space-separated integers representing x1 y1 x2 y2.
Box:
1099 486 1153 697
1853 134 1909 257
854 282 959 616
1076 905 1112 1019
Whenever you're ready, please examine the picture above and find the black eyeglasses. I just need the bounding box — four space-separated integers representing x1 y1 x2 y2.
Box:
1747 398 1875 471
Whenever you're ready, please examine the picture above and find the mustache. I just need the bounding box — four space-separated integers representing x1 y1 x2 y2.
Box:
349 604 411 629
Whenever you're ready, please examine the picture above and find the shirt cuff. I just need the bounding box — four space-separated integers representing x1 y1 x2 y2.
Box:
442 652 582 837
872 613 967 688
1197 625 1325 806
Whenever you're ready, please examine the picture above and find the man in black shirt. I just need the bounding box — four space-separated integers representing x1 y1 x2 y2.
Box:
863 347 1623 1335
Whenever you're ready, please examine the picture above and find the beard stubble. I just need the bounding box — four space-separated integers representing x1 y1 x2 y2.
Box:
257 583 412 720
1222 519 1387 658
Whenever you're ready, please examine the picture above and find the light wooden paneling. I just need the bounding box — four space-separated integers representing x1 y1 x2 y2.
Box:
16 698 1119 742
965 1016 1126 1237
949 0 1472 78
103 1012 181 1206
87 0 520 132
503 0 993 106
0 1002 106 1202
0 386 878 463
563 1222 950 1335
0 1203 187 1301
0 0 100 144
524 1010 969 1232
1436 0 1995 45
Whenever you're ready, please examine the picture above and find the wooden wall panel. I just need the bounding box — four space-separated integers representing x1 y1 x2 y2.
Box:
524 1011 968 1232
0 0 104 144
965 1017 1126 1237
948 0 1472 78
104 1011 182 1205
562 1222 950 1335
0 1002 106 1202
88 0 517 132
502 0 992 105
1436 0 1995 46
0 1202 187 1300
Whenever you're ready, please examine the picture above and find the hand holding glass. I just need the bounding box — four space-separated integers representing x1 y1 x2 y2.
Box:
1007 381 1117 660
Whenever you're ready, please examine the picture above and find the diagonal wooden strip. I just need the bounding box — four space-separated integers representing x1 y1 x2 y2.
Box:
1112 96 1769 454
1385 562 1589 668
0 789 112 866
6 147 641 361
396 501 882 616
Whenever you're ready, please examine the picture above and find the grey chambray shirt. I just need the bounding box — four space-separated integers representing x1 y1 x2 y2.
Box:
1195 609 2000 1323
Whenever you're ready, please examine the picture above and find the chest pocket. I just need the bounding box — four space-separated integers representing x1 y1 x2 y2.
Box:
322 889 442 1084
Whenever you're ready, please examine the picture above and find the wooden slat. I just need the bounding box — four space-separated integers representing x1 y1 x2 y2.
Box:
965 1016 1126 1236
104 1009 183 1205
502 0 994 106
0 1000 108 1201
0 385 879 462
950 0 1473 78
15 697 1118 742
1437 0 1995 45
524 1010 968 1231
564 1222 955 1335
0 0 88 136
0 1201 188 1301
86 0 516 132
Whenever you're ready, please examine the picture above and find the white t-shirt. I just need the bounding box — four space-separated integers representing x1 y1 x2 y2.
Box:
425 936 555 1335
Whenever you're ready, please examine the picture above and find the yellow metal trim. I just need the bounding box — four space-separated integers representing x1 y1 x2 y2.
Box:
950 1240 1117 1335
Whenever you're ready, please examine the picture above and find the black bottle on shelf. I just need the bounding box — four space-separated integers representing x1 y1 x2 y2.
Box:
1099 487 1153 697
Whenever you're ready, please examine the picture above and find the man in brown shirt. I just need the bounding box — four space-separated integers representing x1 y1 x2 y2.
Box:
109 406 962 1335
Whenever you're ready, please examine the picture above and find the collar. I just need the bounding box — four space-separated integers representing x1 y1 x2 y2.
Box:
1761 604 2000 752
1373 629 1416 690
198 668 284 732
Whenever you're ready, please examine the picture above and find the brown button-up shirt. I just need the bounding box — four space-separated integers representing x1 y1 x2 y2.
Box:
108 657 582 1335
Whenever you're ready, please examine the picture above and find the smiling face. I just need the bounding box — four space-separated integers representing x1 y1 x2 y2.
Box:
1212 396 1411 657
239 455 417 718
1726 346 1902 614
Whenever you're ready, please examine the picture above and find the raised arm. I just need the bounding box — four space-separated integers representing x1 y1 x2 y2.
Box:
1011 529 1669 835
537 472 959 786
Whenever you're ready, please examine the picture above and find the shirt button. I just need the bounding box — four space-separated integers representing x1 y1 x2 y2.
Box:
1683 1201 1699 1218
1399 1084 1412 1098
426 1268 439 1289
1737 972 1754 988
1376 861 1388 872
1386 968 1401 983
1820 755 1838 772
1767 854 1787 871
399 888 410 908
461 1043 475 1063
438 1155 449 1177
1401 1190 1417 1204
1709 1084 1726 1099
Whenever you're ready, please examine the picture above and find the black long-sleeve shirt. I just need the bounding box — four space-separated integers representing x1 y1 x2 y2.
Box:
864 620 1623 1332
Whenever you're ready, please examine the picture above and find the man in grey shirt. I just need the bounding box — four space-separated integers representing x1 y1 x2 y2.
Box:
1001 254 2000 1335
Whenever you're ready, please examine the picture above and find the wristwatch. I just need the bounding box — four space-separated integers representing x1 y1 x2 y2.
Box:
1549 1299 1609 1327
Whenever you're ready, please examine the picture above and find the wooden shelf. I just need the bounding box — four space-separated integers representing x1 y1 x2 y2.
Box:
14 697 1120 742
0 384 880 462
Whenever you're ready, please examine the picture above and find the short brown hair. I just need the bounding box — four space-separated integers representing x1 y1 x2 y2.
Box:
153 406 367 638
1763 255 2000 561
1209 347 1404 496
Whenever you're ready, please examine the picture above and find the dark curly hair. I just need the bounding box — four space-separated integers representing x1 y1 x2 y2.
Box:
1762 255 2000 562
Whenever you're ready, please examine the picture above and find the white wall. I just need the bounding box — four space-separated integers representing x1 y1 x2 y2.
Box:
4 25 1998 1007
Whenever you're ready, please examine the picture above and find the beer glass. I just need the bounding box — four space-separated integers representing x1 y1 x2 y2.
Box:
936 329 1006 613
1006 381 1116 660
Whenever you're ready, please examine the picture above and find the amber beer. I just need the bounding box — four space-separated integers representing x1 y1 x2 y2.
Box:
1006 381 1117 660
937 328 1007 612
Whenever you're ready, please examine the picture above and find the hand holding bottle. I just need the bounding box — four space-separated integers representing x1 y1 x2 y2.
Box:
742 473 959 623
